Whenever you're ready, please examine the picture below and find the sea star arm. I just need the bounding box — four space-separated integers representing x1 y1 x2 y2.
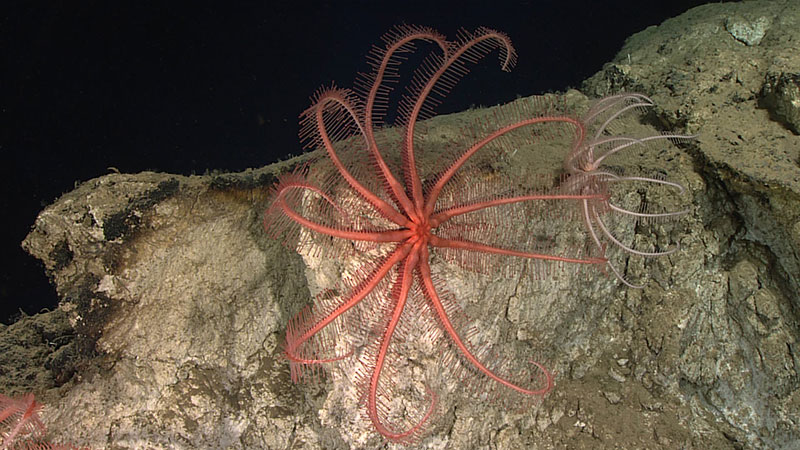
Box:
428 191 607 227
303 88 413 227
429 235 606 266
267 176 414 242
285 242 415 380
424 115 584 218
418 249 554 396
405 28 516 215
360 26 449 222
278 195 412 242
365 240 437 443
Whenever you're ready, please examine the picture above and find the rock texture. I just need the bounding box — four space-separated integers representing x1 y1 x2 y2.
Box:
5 1 799 449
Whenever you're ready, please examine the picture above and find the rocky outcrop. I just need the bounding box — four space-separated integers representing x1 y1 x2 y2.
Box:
7 1 799 448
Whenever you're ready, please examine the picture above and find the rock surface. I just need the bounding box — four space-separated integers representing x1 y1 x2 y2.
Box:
5 1 799 449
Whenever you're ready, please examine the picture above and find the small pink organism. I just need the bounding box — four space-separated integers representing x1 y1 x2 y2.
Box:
0 392 89 450
1 393 45 449
562 92 693 287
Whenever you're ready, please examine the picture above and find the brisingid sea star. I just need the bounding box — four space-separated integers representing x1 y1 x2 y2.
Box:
263 25 609 443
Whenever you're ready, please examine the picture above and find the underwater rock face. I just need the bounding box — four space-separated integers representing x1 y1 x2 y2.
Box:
7 1 800 449
761 71 800 134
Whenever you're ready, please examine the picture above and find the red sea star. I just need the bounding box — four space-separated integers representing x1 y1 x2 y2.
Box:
263 25 610 443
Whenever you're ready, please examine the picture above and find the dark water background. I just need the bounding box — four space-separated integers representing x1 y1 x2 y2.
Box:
1 0 714 324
